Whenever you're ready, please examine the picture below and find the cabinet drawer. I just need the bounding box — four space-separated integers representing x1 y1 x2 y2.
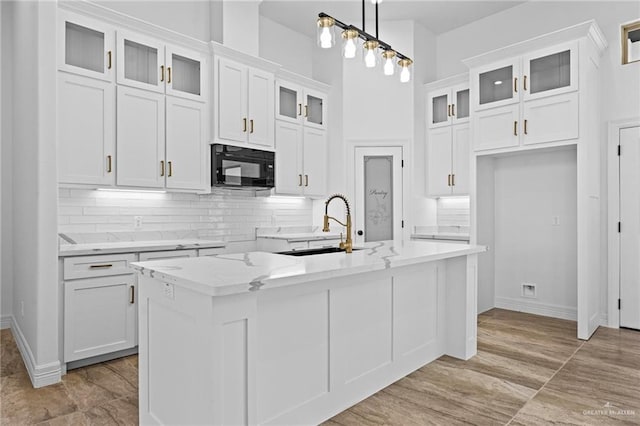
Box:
139 249 197 261
64 253 135 280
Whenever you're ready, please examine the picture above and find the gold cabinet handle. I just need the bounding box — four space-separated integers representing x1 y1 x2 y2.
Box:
452 104 456 117
129 285 135 304
167 67 172 84
451 174 455 186
524 75 528 91
168 161 173 177
298 174 303 186
514 120 518 136
160 65 165 82
107 51 112 70
304 105 308 117
524 119 528 135
514 77 518 93
447 174 451 186
89 264 113 269
160 160 165 176
298 103 302 116
447 104 451 117
250 119 254 134
243 118 247 132
107 155 112 173
305 175 309 187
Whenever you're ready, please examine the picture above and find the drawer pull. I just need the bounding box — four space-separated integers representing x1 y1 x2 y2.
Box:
89 264 113 269
514 120 518 136
129 285 135 304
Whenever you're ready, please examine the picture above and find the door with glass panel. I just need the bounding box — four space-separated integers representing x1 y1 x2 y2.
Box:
165 45 207 101
116 31 165 93
472 57 520 111
427 88 451 129
303 89 327 130
354 147 403 244
522 42 578 102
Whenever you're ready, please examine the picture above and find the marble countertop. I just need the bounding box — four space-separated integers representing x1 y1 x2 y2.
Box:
58 239 226 257
411 233 470 241
131 240 485 297
256 232 343 242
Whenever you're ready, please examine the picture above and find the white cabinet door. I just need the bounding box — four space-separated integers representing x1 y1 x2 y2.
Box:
276 80 303 125
472 104 520 151
116 86 166 188
451 125 470 195
451 83 470 125
165 44 207 102
472 57 520 111
427 88 451 129
248 68 275 148
166 97 207 191
116 31 165 94
303 89 327 130
64 275 137 362
57 10 115 82
522 41 578 102
139 250 197 261
522 92 579 146
275 121 303 195
427 127 453 196
58 72 115 186
217 57 248 143
302 128 328 197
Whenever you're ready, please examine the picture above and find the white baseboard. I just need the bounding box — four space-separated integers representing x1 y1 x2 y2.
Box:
5 316 62 388
0 314 12 329
495 297 577 321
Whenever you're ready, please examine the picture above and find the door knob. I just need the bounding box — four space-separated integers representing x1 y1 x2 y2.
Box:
357 230 364 236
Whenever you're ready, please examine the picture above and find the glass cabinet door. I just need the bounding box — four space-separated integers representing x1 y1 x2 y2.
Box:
428 89 451 128
116 31 165 93
58 11 115 81
452 84 470 124
275 81 303 124
473 58 520 111
304 90 326 130
523 42 578 101
166 46 206 101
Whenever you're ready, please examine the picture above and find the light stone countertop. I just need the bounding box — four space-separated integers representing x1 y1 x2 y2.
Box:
411 233 470 241
256 232 344 242
131 240 486 297
58 239 226 257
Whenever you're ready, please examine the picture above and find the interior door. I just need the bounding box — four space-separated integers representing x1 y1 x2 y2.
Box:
620 126 640 329
354 147 403 244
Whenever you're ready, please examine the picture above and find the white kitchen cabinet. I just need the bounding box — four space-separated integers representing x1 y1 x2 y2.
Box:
275 122 327 197
425 74 470 196
57 72 115 186
276 80 327 130
427 125 470 196
117 31 207 102
116 85 166 188
470 41 579 152
216 56 274 149
427 83 469 129
63 253 137 363
57 10 115 81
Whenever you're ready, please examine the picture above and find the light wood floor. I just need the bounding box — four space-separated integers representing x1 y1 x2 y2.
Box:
1 309 639 425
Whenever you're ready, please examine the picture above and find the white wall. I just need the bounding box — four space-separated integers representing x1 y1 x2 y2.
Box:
259 16 313 78
58 189 313 242
493 148 578 319
11 0 60 384
222 0 260 55
93 0 214 42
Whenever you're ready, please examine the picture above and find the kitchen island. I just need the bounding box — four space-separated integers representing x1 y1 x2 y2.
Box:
132 240 485 425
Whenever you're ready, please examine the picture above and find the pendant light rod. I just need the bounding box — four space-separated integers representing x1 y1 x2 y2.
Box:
362 0 365 32
317 12 412 61
375 1 379 39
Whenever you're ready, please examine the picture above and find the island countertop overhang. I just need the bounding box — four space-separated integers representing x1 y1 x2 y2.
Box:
131 240 486 297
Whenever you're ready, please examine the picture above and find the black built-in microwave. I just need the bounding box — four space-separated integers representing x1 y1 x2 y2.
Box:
211 144 275 188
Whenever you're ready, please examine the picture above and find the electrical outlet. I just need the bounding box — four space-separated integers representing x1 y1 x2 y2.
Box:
20 301 24 317
522 283 537 298
164 283 175 300
552 216 560 226
134 216 143 229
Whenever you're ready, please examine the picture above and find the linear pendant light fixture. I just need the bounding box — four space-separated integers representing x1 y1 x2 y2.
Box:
316 0 413 83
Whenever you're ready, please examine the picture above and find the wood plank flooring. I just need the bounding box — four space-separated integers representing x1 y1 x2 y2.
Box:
1 309 639 425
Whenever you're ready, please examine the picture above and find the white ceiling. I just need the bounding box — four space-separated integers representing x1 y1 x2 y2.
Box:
259 0 526 37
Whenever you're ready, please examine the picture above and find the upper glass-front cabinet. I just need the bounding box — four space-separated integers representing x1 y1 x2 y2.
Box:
522 42 578 101
276 81 327 130
117 32 206 101
427 83 469 129
475 59 520 111
57 11 115 81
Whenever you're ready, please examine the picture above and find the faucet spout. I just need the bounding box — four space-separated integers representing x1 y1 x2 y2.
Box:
322 194 353 253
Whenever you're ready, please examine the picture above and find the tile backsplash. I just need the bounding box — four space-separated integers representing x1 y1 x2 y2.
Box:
437 197 470 227
58 189 313 242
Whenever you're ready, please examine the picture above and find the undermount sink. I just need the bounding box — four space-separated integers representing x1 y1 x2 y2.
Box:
278 247 362 256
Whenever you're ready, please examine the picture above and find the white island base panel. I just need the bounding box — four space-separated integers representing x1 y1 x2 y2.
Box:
137 251 478 425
